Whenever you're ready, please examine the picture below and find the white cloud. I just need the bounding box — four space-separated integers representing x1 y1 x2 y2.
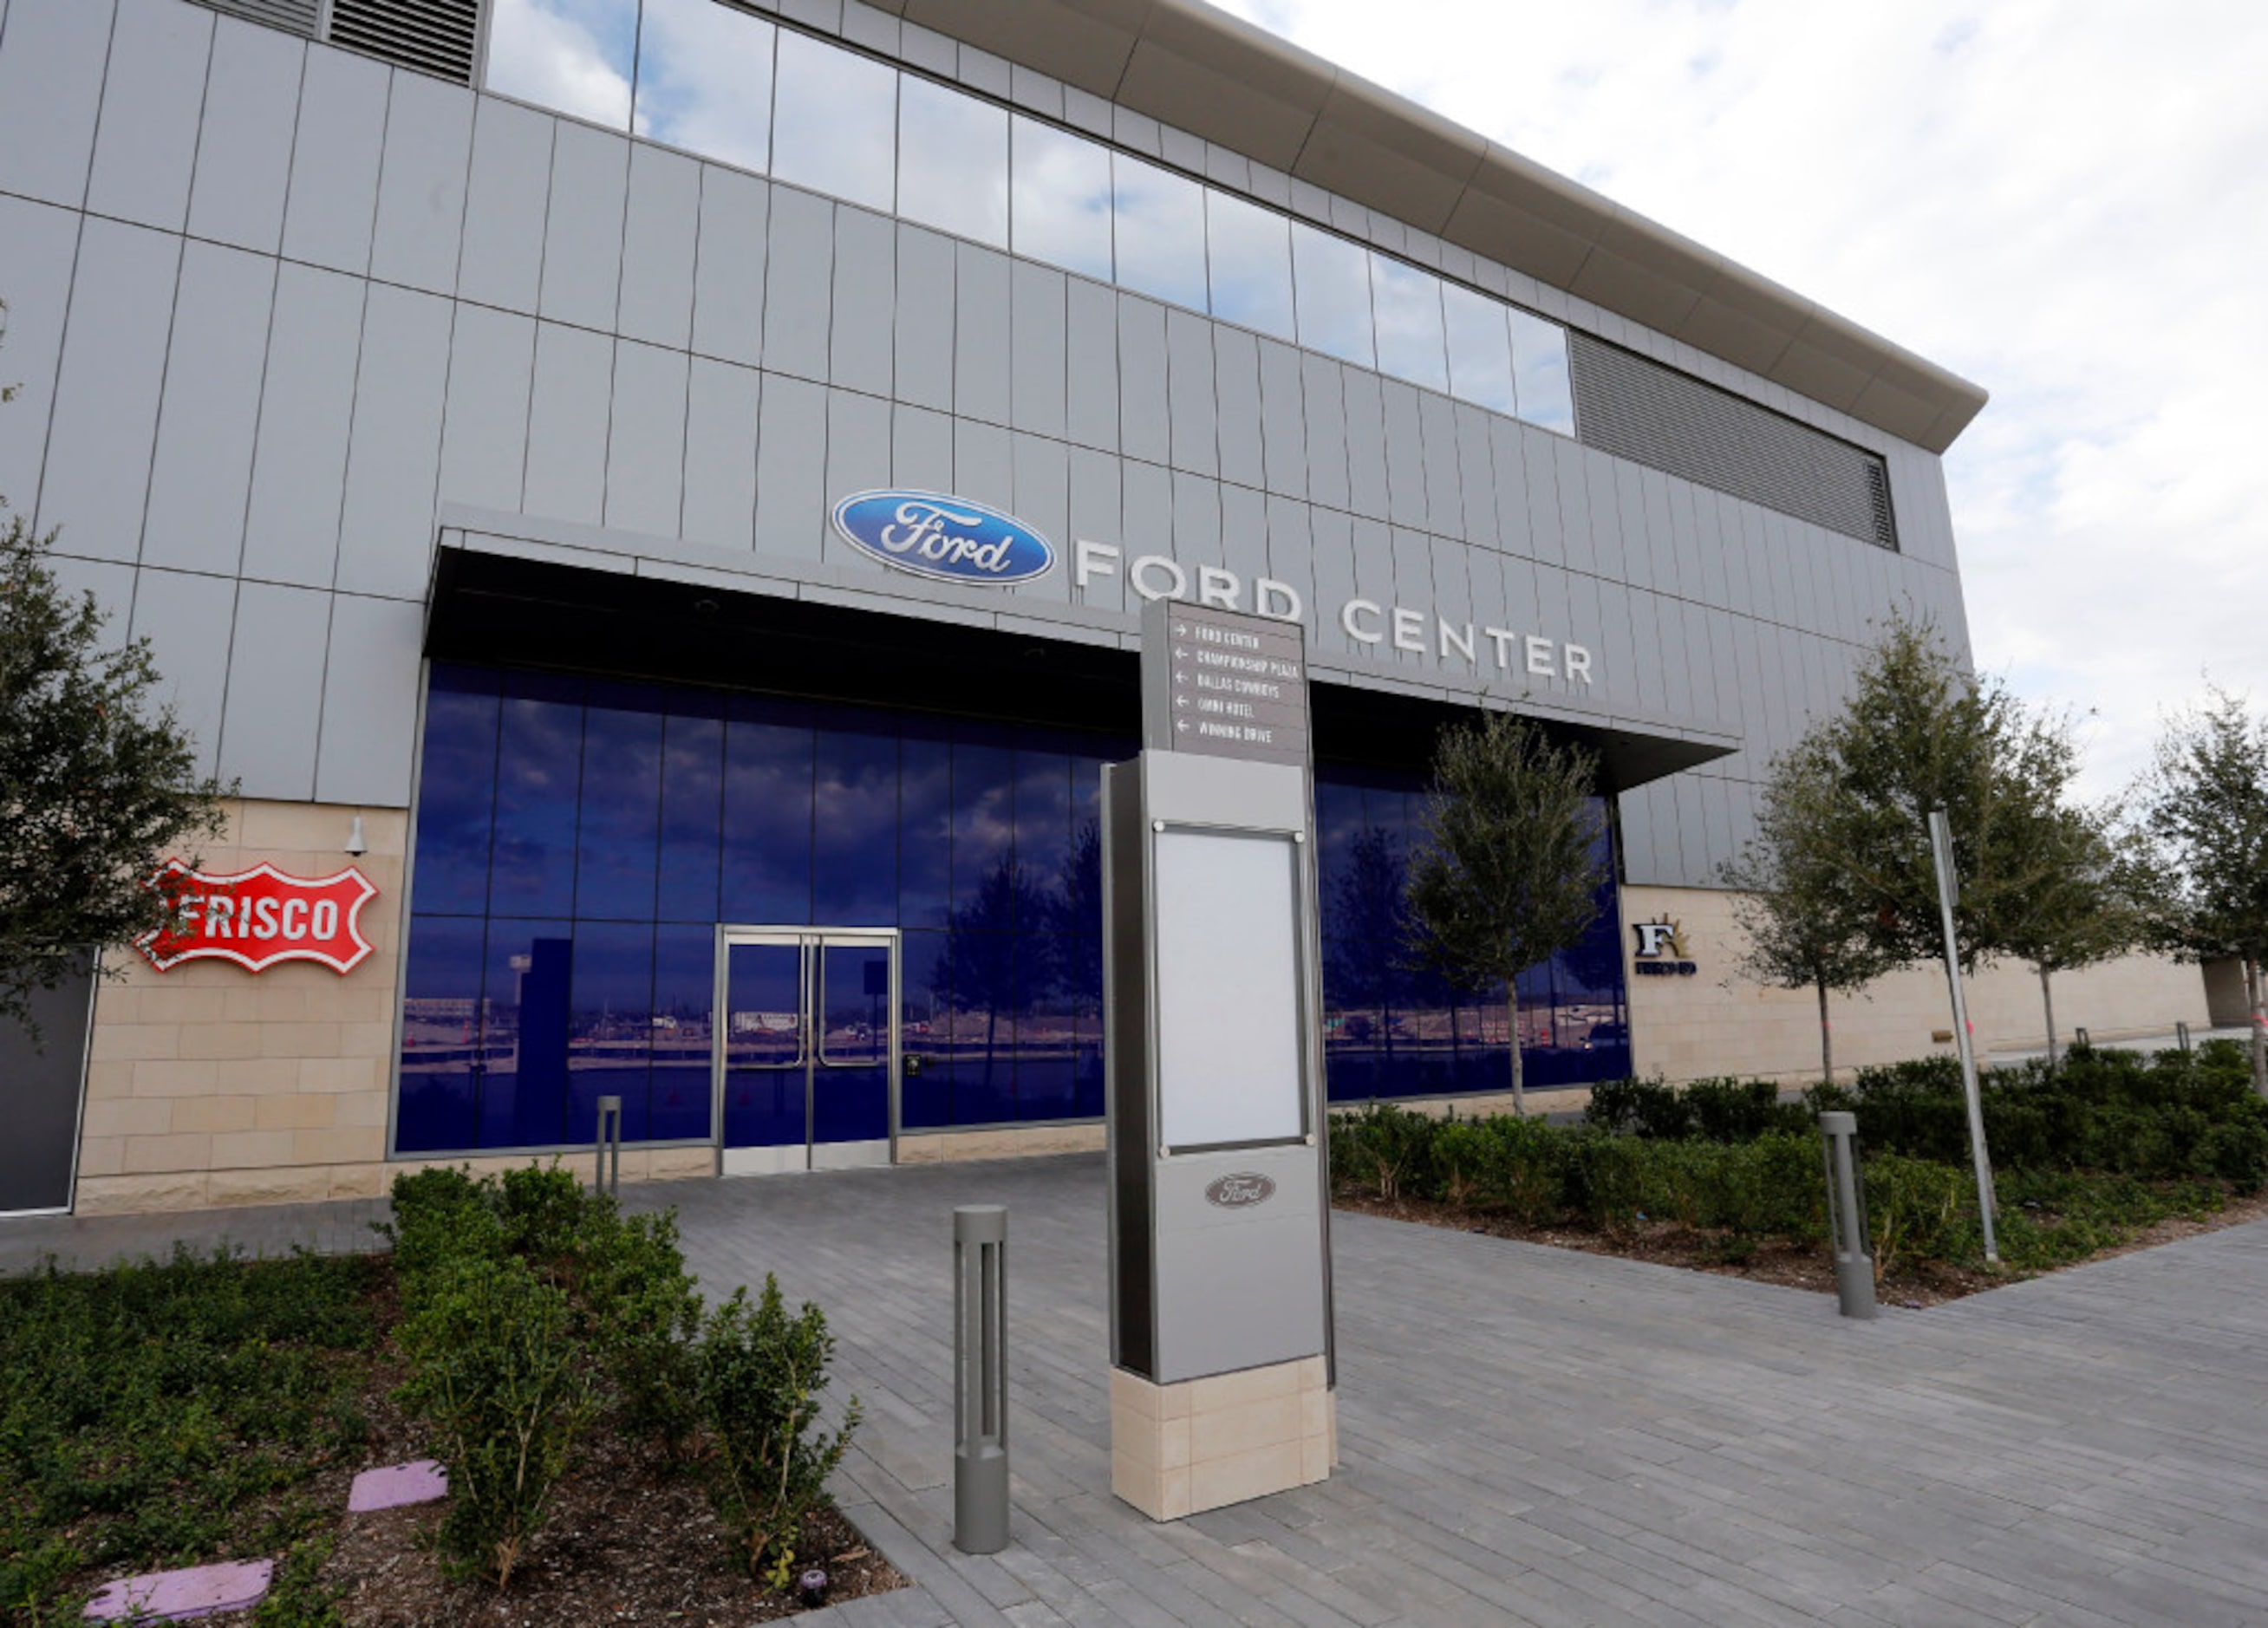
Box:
484 0 633 128
1217 0 2268 795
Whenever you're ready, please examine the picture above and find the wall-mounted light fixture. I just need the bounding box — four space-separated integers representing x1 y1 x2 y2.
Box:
344 815 368 857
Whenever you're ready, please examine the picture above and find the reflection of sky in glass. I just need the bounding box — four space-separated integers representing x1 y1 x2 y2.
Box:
1010 116 1111 283
1371 256 1448 394
771 30 896 213
485 0 635 128
1510 308 1576 434
898 76 1007 248
484 1 1585 439
631 0 773 173
1111 154 1207 311
1442 282 1515 417
1292 222 1373 368
1205 191 1294 342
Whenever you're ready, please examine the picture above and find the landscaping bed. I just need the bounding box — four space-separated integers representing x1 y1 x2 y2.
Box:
0 1169 900 1627
1331 1040 2268 1303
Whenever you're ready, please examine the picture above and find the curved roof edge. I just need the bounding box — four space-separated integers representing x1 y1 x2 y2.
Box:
886 0 1989 453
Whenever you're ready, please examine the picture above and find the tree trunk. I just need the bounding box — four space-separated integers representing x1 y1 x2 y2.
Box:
1506 986 1526 1117
1815 976 1833 1086
2039 966 2057 1075
2251 959 2267 1101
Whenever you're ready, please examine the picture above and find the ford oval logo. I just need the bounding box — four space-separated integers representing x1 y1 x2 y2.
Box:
830 491 1058 587
1204 1173 1276 1210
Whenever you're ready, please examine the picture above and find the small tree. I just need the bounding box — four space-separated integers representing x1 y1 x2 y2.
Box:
1 502 227 1035
1997 797 2141 1071
1802 616 2077 977
1404 712 1606 1116
1719 740 1895 1084
2134 688 2268 1097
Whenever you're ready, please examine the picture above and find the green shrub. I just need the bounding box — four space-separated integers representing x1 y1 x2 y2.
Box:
1582 1077 1692 1139
395 1252 597 1587
1685 1079 1814 1143
1864 1155 1973 1279
1452 1114 1568 1224
252 1536 347 1628
1327 1104 1447 1201
694 1277 860 1577
0 1249 375 1615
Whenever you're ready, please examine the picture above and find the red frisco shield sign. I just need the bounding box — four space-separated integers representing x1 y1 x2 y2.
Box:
137 859 379 975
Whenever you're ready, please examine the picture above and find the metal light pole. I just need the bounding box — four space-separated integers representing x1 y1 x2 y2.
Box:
1926 809 1998 1263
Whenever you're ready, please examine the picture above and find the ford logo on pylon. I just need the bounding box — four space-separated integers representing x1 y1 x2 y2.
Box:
830 491 1057 586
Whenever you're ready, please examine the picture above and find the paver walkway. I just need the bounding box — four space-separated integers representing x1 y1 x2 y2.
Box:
13 1156 2268 1625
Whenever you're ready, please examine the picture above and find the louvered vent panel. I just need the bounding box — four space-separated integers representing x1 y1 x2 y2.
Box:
188 0 320 35
1568 332 1900 550
327 0 482 84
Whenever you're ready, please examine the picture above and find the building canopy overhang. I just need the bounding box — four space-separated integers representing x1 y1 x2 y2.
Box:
427 543 1737 795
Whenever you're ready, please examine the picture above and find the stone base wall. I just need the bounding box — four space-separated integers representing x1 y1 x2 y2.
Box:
896 1123 1109 1163
75 800 407 1215
1111 1357 1334 1522
1622 884 2213 1087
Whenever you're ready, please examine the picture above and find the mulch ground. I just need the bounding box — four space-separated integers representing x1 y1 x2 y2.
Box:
1333 1185 2268 1308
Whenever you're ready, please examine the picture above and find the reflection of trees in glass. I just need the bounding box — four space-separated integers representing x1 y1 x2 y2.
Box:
931 856 1058 1089
1326 825 1407 1055
1053 819 1103 1004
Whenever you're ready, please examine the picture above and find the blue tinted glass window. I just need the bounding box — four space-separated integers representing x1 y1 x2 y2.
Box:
488 674 583 918
398 914 486 1151
410 668 499 916
1372 257 1449 394
1010 116 1112 283
1442 283 1516 417
812 711 899 924
574 683 664 921
567 921 654 1143
1111 154 1207 312
649 923 714 1141
898 726 953 932
1062 753 1109 938
1291 222 1373 369
720 698 813 925
942 931 1016 1124
486 0 635 127
1013 935 1074 1122
771 31 896 213
898 75 1007 249
1206 191 1294 342
948 731 1014 927
1012 745 1071 920
656 700 724 923
631 0 774 173
1510 308 1576 435
479 920 575 1148
901 928 952 1128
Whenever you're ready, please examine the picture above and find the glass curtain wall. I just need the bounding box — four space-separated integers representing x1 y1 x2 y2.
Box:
483 0 1578 434
398 665 1632 1154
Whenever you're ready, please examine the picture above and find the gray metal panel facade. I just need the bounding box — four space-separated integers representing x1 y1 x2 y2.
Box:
0 0 1973 895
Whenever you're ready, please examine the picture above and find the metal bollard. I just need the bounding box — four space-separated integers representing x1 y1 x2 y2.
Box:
2075 1026 2090 1050
1819 1112 1876 1320
953 1205 1009 1554
594 1096 622 1197
2178 1021 2193 1055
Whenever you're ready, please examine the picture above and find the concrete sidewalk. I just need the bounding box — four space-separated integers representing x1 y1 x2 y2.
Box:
12 1156 2268 1625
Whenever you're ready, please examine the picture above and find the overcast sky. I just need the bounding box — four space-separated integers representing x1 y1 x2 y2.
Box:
1217 0 2268 798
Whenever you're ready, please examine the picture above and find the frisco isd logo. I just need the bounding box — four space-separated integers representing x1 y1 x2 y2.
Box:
831 492 1057 586
1632 919 1698 977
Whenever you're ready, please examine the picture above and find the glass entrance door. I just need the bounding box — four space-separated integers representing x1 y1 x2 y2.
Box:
715 928 896 1175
